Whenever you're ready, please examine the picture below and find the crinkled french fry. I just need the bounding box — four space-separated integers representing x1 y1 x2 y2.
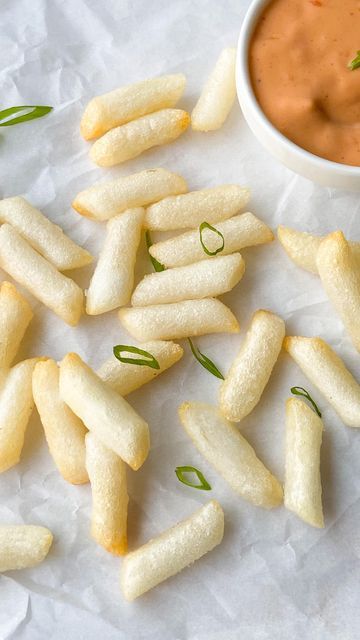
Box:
191 48 236 132
86 208 144 315
86 432 128 555
150 212 273 268
284 398 324 528
32 359 88 485
0 281 33 369
316 231 360 351
0 525 53 572
144 185 250 231
0 197 93 271
81 74 186 140
277 225 360 274
220 310 285 422
72 168 187 221
0 225 83 326
59 353 149 470
119 298 239 341
179 402 283 508
121 500 224 601
131 253 245 307
284 336 360 428
98 340 183 395
0 358 43 473
90 109 190 167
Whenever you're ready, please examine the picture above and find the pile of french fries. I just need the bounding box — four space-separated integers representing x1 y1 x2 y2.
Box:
1 48 359 602
81 47 237 166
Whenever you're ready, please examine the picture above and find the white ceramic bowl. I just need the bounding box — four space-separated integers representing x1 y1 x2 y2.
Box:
236 0 360 191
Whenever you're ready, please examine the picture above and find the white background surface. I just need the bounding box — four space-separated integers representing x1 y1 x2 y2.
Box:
0 0 359 638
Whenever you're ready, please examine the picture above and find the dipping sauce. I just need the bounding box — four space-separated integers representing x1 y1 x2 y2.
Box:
249 0 360 166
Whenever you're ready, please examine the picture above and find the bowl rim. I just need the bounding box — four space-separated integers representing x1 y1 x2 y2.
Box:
236 0 360 177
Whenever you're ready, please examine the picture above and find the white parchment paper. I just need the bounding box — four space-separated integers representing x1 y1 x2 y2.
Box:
0 0 359 638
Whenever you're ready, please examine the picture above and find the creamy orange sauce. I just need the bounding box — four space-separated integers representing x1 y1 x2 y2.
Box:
249 0 360 166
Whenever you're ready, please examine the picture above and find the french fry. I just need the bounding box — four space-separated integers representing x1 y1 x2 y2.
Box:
0 358 43 473
59 353 149 469
0 525 53 571
0 225 83 326
0 197 93 271
121 500 224 601
316 231 360 351
277 225 321 274
220 310 285 422
284 398 324 528
98 340 183 395
131 253 245 307
90 109 190 167
277 225 360 274
86 432 128 555
86 207 143 314
72 168 187 221
149 212 273 268
179 402 283 508
32 359 88 485
119 298 239 341
0 281 33 369
191 47 237 132
284 336 360 428
144 185 250 231
86 208 144 315
81 74 186 140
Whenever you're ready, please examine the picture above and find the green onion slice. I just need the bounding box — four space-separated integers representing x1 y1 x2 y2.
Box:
0 105 53 127
113 344 160 369
199 221 225 256
188 338 224 380
290 386 321 417
348 51 360 71
175 466 211 490
145 230 165 272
